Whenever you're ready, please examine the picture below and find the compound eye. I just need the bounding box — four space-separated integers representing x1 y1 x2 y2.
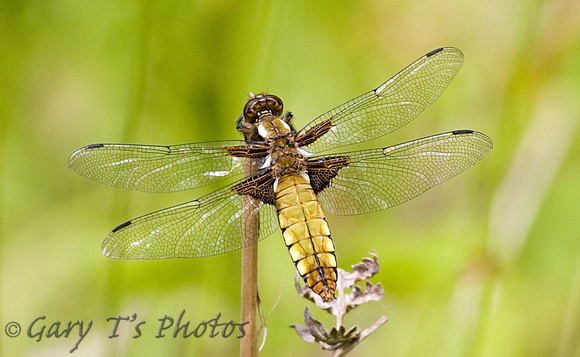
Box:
266 95 283 117
242 97 260 123
242 94 284 123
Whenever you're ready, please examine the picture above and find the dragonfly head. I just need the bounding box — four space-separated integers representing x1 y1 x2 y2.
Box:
237 93 286 141
243 93 284 124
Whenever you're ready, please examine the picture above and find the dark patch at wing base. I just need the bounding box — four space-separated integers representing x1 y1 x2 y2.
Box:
306 156 350 194
232 171 276 205
297 119 334 148
225 145 269 157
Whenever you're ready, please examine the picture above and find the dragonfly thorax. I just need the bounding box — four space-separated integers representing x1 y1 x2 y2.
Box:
258 118 292 139
262 132 305 177
270 147 306 177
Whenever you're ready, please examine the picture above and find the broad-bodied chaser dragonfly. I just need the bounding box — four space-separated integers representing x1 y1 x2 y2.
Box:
69 47 492 302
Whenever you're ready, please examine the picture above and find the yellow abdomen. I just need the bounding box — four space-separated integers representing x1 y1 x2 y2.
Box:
275 174 337 302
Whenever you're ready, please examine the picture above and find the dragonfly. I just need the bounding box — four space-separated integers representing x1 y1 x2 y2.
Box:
68 47 492 302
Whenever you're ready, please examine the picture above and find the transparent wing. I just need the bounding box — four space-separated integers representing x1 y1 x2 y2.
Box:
101 182 279 259
68 140 248 192
314 130 492 215
299 47 464 153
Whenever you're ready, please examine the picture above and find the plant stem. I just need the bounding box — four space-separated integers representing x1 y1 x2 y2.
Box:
240 158 261 357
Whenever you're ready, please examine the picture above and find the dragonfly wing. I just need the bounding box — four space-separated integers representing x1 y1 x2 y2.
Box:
68 140 254 192
311 130 492 215
101 181 279 259
299 47 464 153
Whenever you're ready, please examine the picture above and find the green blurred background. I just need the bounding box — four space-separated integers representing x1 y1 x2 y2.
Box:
1 0 579 356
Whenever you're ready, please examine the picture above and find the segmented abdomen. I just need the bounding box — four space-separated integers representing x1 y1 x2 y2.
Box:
274 174 337 302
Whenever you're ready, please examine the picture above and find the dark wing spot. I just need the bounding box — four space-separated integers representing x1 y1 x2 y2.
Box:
85 144 105 149
452 129 474 135
426 48 444 57
112 220 132 233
